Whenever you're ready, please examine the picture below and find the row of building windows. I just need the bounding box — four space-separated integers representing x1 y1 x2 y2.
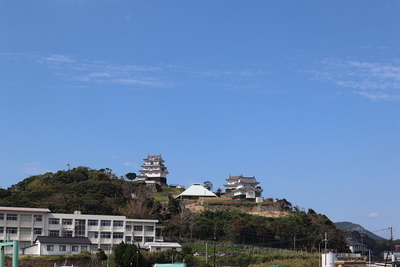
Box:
0 227 157 239
46 219 153 231
0 227 43 235
48 218 124 227
47 245 88 252
0 214 43 222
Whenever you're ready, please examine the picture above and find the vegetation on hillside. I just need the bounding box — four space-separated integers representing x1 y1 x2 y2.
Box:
0 167 367 255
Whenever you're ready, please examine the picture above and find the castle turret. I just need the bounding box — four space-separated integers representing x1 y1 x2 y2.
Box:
137 155 168 186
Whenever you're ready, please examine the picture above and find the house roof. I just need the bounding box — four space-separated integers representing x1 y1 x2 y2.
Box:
178 183 217 197
143 242 182 248
35 236 92 244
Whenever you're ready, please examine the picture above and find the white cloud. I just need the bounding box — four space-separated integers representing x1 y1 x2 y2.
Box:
367 212 379 218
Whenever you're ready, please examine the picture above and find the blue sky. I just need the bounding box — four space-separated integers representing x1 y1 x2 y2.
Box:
1 0 399 239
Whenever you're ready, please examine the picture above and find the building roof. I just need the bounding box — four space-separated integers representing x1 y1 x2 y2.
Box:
0 207 51 213
237 177 259 184
333 261 367 265
154 263 186 267
35 236 92 244
178 183 217 197
144 154 165 162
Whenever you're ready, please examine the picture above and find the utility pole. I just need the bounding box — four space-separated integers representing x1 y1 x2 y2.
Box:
384 227 393 267
293 236 296 251
213 226 217 267
360 231 364 256
368 249 371 267
205 241 208 264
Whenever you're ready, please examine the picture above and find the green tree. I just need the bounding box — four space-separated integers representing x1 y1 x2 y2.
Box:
125 173 137 181
113 242 140 267
96 248 108 261
215 188 222 197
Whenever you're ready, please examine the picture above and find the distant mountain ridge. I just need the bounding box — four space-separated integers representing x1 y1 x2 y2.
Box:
335 221 384 240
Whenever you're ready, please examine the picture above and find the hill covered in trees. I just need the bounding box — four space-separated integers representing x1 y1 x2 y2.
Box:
1 167 351 252
334 221 384 240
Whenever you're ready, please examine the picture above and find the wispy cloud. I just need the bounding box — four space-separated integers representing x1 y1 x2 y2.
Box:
307 58 400 101
13 162 51 175
123 161 140 169
1 53 173 89
1 52 274 92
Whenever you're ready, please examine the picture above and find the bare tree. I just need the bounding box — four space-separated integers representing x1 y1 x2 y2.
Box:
170 200 199 238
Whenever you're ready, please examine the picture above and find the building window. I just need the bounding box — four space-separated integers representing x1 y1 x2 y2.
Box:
20 228 31 235
6 227 17 234
133 225 143 231
63 231 73 237
75 219 86 237
133 236 143 242
125 236 132 243
100 232 111 238
49 218 60 225
88 231 98 238
62 219 73 225
34 215 42 222
6 214 18 221
125 225 132 231
113 220 124 227
20 214 32 222
49 230 60 237
100 220 111 226
47 245 54 251
72 246 79 252
59 245 66 252
145 226 154 232
0 214 4 220
0 227 3 234
88 220 98 226
81 246 88 252
113 232 123 239
34 228 42 235
145 237 154 242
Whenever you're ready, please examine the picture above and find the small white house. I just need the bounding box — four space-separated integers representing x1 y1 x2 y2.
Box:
143 242 182 252
21 236 92 256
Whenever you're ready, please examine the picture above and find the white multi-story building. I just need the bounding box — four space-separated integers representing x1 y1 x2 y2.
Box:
137 155 169 186
224 175 263 200
0 206 164 253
